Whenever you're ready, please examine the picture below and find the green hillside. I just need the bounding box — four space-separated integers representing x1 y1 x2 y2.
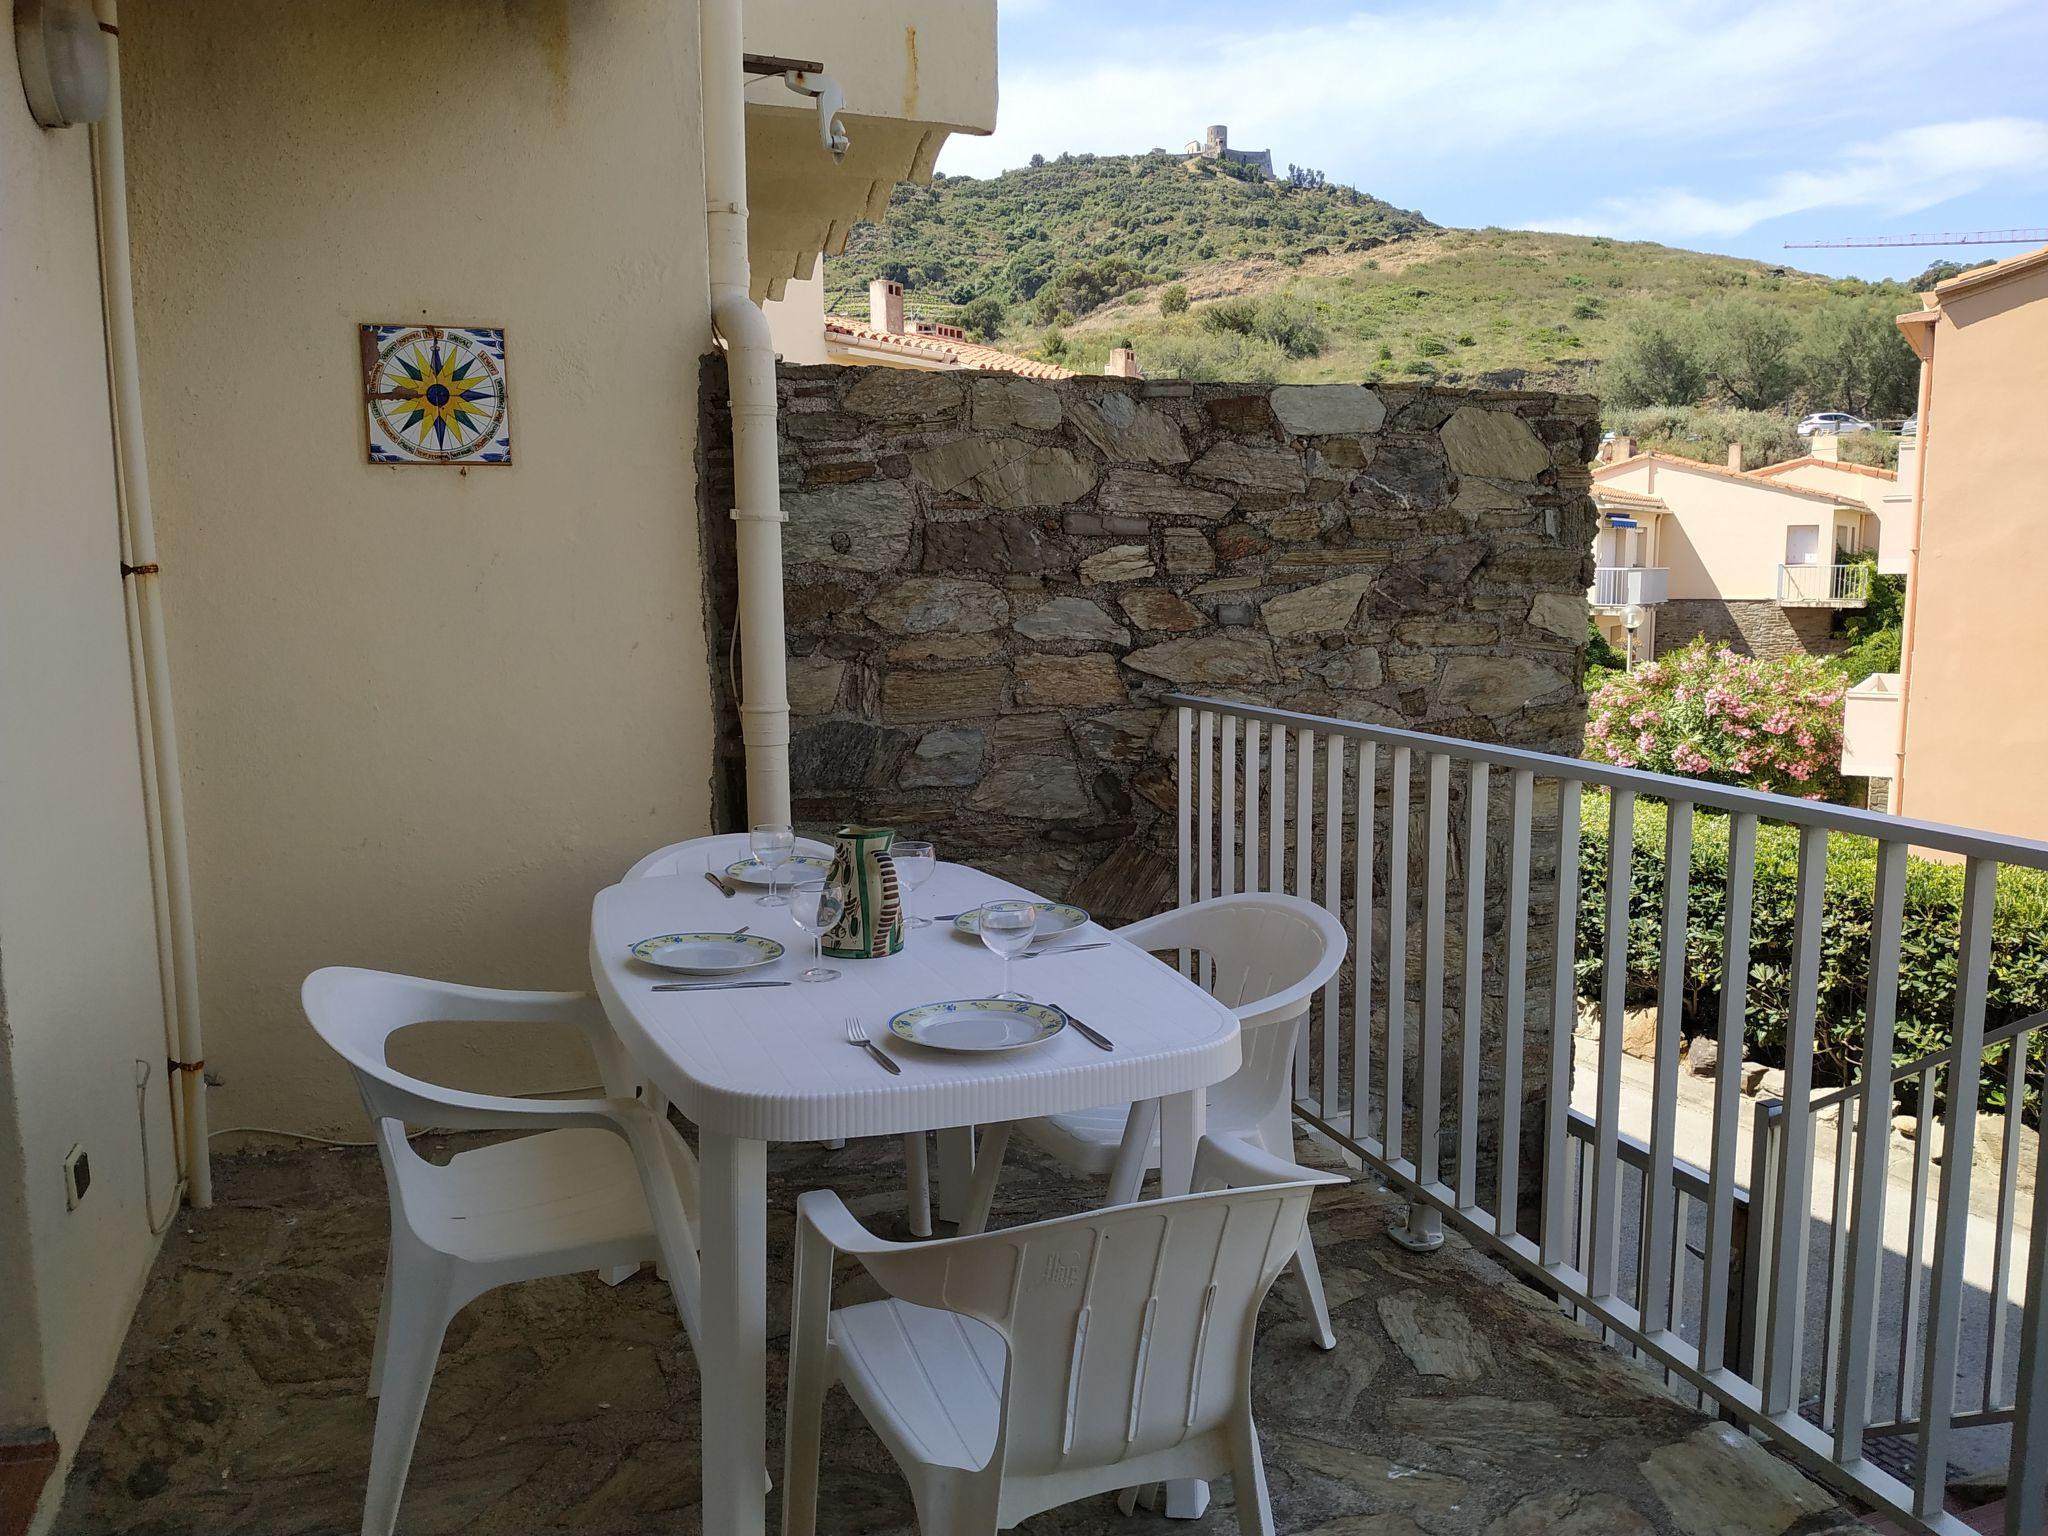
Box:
828 153 1922 434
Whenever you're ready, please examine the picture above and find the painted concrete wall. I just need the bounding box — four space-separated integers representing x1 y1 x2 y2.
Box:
1753 460 1897 569
1898 263 2048 836
0 70 175 1527
119 3 719 1134
1598 459 1857 601
766 269 832 364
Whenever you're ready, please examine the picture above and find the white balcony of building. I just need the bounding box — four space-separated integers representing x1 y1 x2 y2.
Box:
1776 561 1871 606
1591 565 1669 609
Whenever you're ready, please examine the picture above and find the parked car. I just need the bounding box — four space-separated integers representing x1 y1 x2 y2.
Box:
1900 414 1918 435
1797 411 1875 437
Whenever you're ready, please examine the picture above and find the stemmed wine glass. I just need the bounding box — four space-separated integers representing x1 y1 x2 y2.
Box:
750 822 795 908
893 840 936 928
789 877 844 983
979 899 1039 1001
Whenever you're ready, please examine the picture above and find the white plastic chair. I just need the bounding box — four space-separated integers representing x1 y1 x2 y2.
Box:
627 833 941 1236
963 893 1348 1349
302 967 704 1536
782 1133 1345 1535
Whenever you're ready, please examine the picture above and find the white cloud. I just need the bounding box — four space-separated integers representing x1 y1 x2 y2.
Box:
1541 118 2048 240
939 0 2027 183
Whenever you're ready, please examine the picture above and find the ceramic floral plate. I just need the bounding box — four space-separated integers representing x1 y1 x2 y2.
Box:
951 902 1090 939
629 932 785 975
888 998 1069 1053
723 852 833 888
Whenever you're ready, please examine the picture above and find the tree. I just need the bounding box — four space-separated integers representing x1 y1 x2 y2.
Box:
1158 282 1189 316
1601 313 1708 407
1799 298 1918 418
1286 163 1327 191
1028 152 1046 168
957 295 1005 342
1702 299 1800 410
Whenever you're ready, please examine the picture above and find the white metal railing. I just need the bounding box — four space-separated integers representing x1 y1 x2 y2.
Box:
1778 562 1873 605
1169 691 2048 1535
1592 566 1669 608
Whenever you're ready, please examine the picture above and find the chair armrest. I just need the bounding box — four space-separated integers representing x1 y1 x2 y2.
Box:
1192 1133 1349 1194
794 1188 905 1259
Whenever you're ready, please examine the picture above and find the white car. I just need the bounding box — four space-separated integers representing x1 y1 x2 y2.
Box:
1797 411 1874 437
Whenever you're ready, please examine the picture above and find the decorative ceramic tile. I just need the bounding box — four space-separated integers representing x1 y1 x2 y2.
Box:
360 324 510 465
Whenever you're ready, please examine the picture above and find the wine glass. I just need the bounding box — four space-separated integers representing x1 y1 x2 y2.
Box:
978 899 1039 1001
893 840 936 928
750 822 795 908
789 877 844 983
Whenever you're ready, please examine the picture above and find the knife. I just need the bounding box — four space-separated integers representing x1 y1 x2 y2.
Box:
652 979 792 992
1018 942 1111 960
1064 1012 1114 1051
705 870 737 898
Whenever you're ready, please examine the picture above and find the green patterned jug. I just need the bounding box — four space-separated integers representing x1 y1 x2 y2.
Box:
821 825 904 959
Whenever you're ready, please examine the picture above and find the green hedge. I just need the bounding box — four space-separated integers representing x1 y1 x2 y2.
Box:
1575 792 2048 1113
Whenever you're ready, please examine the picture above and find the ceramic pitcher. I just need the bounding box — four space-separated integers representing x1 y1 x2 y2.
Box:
821 824 904 959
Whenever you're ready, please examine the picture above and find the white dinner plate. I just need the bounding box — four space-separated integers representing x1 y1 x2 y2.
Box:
629 932 785 975
724 852 834 888
888 998 1069 1053
951 902 1089 939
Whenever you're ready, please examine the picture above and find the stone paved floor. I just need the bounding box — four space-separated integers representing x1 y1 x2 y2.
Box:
56 1131 1866 1535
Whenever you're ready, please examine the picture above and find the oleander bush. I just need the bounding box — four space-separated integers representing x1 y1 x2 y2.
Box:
1577 794 2048 1116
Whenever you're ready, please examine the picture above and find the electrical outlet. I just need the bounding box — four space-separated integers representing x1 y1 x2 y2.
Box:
62 1145 90 1210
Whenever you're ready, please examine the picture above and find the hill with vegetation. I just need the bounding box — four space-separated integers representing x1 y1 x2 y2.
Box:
829 152 1923 461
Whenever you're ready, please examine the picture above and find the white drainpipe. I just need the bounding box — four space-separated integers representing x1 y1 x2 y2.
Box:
700 0 792 826
92 0 210 1207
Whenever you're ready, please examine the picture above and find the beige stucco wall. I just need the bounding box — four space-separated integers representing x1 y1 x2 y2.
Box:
766 268 832 363
1753 461 1896 567
119 3 719 1134
0 68 175 1524
1598 460 1857 601
1898 262 2048 835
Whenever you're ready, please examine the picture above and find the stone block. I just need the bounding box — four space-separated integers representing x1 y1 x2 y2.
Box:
1214 523 1269 562
1071 707 1162 765
1354 436 1450 510
1394 619 1500 647
885 633 1003 665
1436 654 1569 717
1307 647 1384 691
1015 653 1127 709
1263 574 1375 639
901 726 986 788
786 654 844 717
1063 510 1151 538
1529 591 1587 641
966 756 1091 819
1080 544 1155 584
969 375 1062 431
1098 467 1232 522
1162 528 1215 576
1685 1033 1718 1079
845 368 962 423
1125 633 1278 688
881 666 1008 724
865 577 1008 635
1270 384 1387 436
921 519 1063 574
1203 393 1277 433
991 712 1071 751
789 720 910 792
1441 405 1551 480
910 436 1097 510
1190 438 1307 496
782 480 917 571
1065 391 1189 465
1013 595 1128 645
1118 589 1208 633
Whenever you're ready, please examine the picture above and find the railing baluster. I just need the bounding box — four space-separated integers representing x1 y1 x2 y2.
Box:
1540 779 1582 1266
1699 811 1758 1375
1915 856 1997 1521
1219 714 1238 900
1988 1027 2027 1407
1243 720 1261 897
1419 752 1450 1195
1295 727 1316 1100
1322 732 1344 1122
2005 1043 2048 1536
1498 769 1533 1239
1351 743 1376 1147
1457 761 1489 1212
1821 1097 1852 1432
1640 801 1692 1335
1176 706 1192 916
1386 745 1411 1172
1269 721 1288 899
1588 788 1634 1300
1899 1066 1935 1419
1197 710 1215 907
1763 824 1828 1417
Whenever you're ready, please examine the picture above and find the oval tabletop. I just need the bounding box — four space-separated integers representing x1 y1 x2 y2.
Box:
590 860 1241 1144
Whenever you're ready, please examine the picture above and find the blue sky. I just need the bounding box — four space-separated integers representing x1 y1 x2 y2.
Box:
937 0 2048 282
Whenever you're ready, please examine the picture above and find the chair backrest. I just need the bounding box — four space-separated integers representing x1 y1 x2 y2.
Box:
850 1136 1342 1481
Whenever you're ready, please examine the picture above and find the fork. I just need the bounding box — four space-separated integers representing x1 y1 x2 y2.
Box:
845 1016 901 1075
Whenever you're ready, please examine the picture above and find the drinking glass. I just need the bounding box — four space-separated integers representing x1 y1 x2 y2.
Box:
978 899 1039 1001
750 822 795 907
893 840 936 928
789 877 844 983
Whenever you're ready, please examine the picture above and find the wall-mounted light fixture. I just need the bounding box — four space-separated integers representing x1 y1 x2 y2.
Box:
15 0 110 128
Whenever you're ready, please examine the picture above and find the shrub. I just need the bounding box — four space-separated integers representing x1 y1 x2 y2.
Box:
956 294 1005 342
1198 293 1327 358
1146 329 1291 384
1584 639 1847 800
1578 794 2048 1112
1158 282 1190 316
1603 405 1802 471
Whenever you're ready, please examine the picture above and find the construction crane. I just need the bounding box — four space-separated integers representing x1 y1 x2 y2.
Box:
1784 228 2047 249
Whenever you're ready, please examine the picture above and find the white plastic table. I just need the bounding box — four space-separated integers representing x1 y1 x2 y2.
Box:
589 858 1242 1536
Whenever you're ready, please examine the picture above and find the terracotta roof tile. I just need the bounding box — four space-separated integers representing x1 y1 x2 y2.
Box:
1592 486 1668 512
1747 455 1897 483
823 317 1077 379
1596 451 1869 510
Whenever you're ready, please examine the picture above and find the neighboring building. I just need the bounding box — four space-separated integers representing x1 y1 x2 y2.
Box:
767 269 1075 376
1840 244 2048 838
1591 437 1882 661
1183 122 1274 178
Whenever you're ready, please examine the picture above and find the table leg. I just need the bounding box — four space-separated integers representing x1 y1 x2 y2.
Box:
935 1125 976 1226
700 1130 768 1536
1157 1090 1210 1520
